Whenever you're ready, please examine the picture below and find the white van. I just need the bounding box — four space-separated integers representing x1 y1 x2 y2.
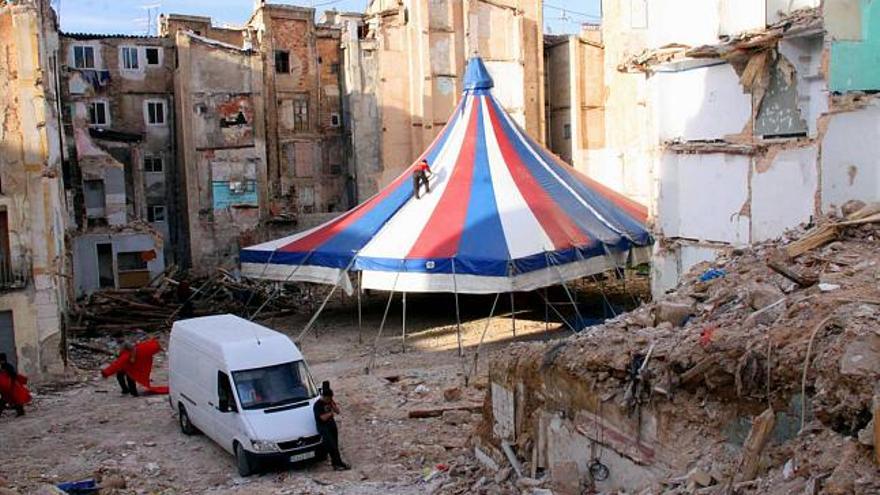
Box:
169 314 323 476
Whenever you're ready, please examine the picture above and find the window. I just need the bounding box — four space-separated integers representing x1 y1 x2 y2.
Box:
217 371 237 412
73 45 95 69
147 205 166 223
121 47 139 70
293 96 308 132
330 113 341 128
117 252 148 272
88 101 109 126
144 155 163 173
145 47 160 66
146 100 166 125
116 251 150 289
563 123 572 140
232 360 317 410
330 63 340 75
275 50 290 73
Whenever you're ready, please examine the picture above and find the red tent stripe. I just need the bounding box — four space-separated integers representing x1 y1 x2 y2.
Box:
486 98 590 250
407 99 480 259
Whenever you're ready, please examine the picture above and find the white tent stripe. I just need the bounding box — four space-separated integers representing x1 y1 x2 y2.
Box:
358 95 476 259
480 96 555 259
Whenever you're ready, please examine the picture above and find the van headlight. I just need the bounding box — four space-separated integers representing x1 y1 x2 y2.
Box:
250 440 280 453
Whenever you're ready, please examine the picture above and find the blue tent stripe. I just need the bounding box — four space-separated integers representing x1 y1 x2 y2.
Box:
455 97 511 268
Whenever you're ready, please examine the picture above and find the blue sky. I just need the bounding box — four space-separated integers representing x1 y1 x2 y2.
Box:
56 0 601 36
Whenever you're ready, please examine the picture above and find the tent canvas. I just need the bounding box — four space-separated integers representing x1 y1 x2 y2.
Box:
240 57 653 295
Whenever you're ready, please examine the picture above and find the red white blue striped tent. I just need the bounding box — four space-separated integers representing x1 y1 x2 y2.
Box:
241 58 652 295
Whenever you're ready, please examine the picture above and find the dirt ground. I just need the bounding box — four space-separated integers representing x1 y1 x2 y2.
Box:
0 290 594 494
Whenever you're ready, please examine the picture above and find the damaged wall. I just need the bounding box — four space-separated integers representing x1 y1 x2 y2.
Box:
640 4 880 296
0 0 69 378
174 31 267 273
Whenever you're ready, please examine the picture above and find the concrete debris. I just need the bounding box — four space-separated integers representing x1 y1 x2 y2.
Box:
483 217 880 493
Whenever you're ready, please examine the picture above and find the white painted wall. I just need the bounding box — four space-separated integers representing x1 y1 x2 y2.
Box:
821 100 880 210
752 146 819 241
653 63 752 142
658 153 751 243
648 0 722 47
720 0 766 36
778 37 827 138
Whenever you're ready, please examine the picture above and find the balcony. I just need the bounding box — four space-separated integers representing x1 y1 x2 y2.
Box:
0 256 31 292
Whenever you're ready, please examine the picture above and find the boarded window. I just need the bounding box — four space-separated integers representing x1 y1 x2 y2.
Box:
83 180 106 217
121 47 139 70
563 123 572 140
145 47 160 65
293 142 314 178
74 46 95 69
89 101 109 126
294 95 309 132
275 50 290 73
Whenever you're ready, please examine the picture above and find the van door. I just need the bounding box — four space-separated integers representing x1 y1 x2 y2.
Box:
211 370 243 452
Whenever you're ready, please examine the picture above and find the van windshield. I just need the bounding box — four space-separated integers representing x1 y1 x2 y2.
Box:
232 360 317 410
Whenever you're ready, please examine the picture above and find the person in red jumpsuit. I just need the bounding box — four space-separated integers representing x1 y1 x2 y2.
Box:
101 339 169 396
0 352 31 417
413 158 432 199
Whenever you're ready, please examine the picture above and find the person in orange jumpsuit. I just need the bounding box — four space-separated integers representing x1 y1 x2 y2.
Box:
0 352 31 417
101 339 169 396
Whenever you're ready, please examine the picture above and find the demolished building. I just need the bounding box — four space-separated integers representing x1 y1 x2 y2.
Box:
333 0 546 200
0 0 70 377
59 33 173 296
558 0 880 297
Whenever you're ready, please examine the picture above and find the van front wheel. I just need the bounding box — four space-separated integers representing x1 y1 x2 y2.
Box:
235 443 255 477
178 404 197 436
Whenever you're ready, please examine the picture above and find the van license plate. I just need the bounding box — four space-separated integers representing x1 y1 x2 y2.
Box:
290 451 315 462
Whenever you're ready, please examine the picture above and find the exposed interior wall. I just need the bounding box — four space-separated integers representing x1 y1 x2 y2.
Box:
73 233 165 295
174 32 267 273
0 0 68 378
829 0 880 91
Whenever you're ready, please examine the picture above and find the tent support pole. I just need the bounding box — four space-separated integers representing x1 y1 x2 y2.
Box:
452 259 463 358
401 292 407 353
357 271 363 345
544 286 549 332
465 292 501 386
366 268 403 374
294 257 358 342
546 251 584 331
510 291 516 337
537 290 578 335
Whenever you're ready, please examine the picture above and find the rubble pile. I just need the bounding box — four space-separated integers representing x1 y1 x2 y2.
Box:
69 267 318 336
485 203 880 494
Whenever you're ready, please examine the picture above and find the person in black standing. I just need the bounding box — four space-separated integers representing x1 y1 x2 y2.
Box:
313 381 351 471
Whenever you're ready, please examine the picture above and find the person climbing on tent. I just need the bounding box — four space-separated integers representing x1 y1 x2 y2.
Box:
0 352 31 417
412 158 432 199
101 338 169 396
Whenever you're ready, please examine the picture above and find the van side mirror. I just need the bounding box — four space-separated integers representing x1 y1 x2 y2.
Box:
218 399 236 413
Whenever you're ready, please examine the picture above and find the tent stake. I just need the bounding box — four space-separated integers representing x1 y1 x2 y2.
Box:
401 292 407 353
452 259 463 358
465 292 501 386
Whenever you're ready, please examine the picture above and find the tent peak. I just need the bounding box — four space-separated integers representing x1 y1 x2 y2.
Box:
463 57 494 91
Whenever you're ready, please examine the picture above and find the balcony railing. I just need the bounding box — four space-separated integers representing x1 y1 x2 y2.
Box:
0 256 31 291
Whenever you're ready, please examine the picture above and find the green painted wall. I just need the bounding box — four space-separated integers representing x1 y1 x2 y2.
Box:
830 0 880 92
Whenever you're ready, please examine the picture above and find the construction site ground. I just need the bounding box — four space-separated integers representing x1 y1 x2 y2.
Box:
0 282 644 495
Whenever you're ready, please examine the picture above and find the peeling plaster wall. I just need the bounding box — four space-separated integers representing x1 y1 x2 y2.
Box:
829 0 880 91
174 32 267 273
820 99 880 210
0 0 69 378
752 146 818 241
73 233 165 296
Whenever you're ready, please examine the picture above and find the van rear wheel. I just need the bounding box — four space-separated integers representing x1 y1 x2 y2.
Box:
235 443 255 477
178 404 197 435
